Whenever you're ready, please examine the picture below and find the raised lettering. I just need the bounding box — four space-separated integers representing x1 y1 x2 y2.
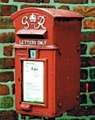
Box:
19 40 47 45
34 16 46 30
22 16 29 29
37 40 47 45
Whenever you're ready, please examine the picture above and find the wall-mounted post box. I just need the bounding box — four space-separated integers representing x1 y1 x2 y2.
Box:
11 7 83 118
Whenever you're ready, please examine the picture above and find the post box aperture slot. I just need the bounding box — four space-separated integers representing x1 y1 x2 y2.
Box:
17 29 47 39
22 60 44 104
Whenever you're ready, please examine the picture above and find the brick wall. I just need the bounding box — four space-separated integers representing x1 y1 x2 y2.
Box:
0 0 95 120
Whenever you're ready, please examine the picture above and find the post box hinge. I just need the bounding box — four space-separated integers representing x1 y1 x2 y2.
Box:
18 78 20 82
57 49 62 55
77 46 80 52
76 93 80 101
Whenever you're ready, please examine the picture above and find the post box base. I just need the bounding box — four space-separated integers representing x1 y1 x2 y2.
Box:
16 109 65 118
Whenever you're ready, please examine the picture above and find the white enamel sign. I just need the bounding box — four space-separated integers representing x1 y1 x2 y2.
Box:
23 61 44 104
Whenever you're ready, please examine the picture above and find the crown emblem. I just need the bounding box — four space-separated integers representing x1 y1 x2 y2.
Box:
29 13 36 23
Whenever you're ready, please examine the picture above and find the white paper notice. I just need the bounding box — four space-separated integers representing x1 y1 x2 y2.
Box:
23 61 44 104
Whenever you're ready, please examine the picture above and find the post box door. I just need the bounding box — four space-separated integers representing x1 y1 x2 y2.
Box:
21 59 48 107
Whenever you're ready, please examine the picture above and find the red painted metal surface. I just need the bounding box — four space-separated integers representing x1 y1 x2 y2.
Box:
11 7 83 118
11 7 83 20
17 29 47 36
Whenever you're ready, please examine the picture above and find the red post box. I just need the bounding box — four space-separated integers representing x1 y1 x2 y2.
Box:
11 7 83 118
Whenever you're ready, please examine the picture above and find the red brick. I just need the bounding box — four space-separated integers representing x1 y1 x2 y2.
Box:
90 44 95 54
0 58 15 69
0 59 5 69
0 72 14 82
80 94 87 104
80 44 87 55
90 93 95 103
58 6 70 10
14 0 50 2
0 32 15 43
0 111 18 120
0 33 7 43
88 82 95 92
0 18 14 29
14 0 26 1
82 57 95 67
1 6 11 16
81 32 95 42
73 6 95 17
43 0 50 2
80 69 88 80
1 0 9 2
1 5 17 16
0 85 9 95
81 57 89 67
3 45 13 56
54 0 88 4
21 5 54 9
88 57 95 66
80 82 86 92
92 0 95 2
7 32 15 43
83 19 95 29
1 97 13 108
4 58 15 69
